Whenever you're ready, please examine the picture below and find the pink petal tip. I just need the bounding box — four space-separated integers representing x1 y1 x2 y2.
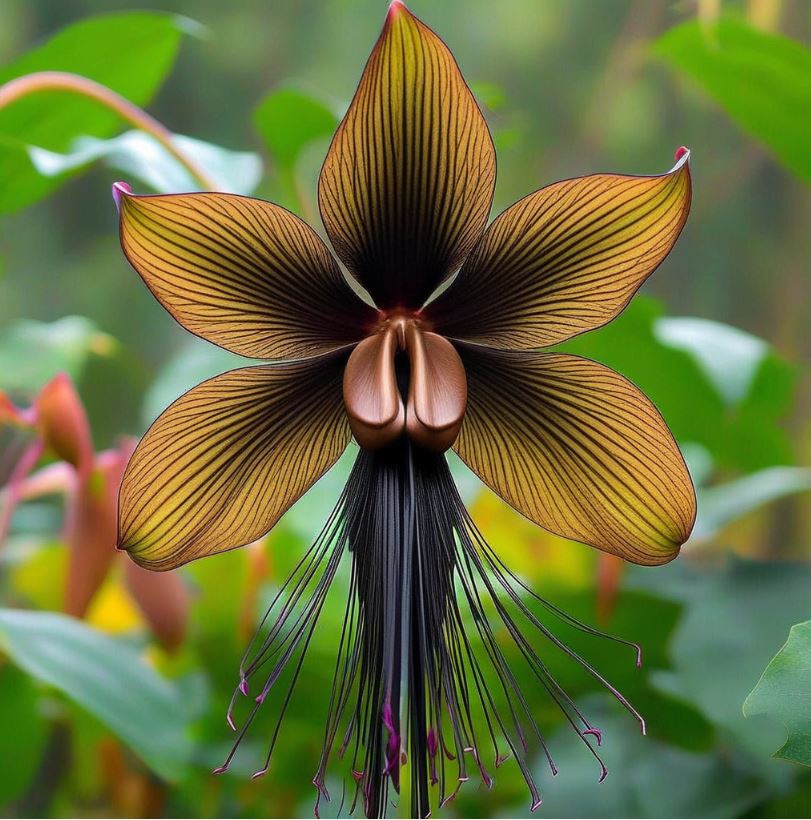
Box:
674 146 689 161
111 181 132 212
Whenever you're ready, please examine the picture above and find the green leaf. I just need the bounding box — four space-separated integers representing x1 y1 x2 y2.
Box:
654 16 811 183
0 316 116 397
29 130 262 195
654 316 767 407
0 12 190 213
253 87 337 212
634 558 811 767
0 664 47 806
504 698 765 819
558 297 796 471
693 466 811 542
0 608 192 780
253 87 337 172
744 620 811 766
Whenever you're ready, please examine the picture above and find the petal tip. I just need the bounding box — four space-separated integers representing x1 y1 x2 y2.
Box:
672 146 690 169
387 0 408 16
646 538 684 567
111 181 132 212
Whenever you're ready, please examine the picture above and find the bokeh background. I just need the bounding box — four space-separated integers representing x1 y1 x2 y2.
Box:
1 0 810 817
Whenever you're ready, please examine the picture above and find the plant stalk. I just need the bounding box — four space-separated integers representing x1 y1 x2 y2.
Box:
0 70 218 190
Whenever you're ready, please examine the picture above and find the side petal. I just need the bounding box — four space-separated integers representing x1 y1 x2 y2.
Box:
318 1 496 309
455 347 695 565
118 355 350 570
427 150 691 349
116 185 376 359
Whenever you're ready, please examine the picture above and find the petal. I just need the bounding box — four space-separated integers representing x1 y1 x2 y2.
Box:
118 355 350 570
318 1 496 309
116 186 376 359
455 347 695 565
427 150 691 349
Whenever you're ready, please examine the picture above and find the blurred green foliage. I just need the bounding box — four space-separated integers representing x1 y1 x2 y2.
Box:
654 16 811 183
0 13 187 212
0 609 194 780
744 619 811 767
0 1 810 818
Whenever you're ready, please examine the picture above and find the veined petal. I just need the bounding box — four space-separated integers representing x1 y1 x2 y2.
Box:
455 347 695 565
318 1 496 309
427 150 691 349
116 186 376 359
118 355 351 570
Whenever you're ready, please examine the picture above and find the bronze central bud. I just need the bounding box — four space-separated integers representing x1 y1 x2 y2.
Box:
343 311 467 452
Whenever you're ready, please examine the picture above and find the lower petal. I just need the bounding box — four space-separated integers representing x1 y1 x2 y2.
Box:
455 348 695 565
118 354 351 570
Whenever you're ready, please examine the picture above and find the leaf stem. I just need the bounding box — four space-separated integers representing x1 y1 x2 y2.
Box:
0 70 218 190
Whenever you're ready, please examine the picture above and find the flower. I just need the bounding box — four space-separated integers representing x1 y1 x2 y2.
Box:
0 373 189 650
111 1 695 815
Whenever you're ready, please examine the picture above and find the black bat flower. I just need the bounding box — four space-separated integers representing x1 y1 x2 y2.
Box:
112 2 695 816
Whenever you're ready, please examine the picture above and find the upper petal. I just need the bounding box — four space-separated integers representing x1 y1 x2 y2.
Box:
427 150 691 349
116 186 376 359
118 354 350 570
455 347 696 565
318 1 496 309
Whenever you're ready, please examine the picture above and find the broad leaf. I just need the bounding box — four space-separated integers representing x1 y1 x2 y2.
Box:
505 698 764 819
744 620 811 766
0 608 192 779
654 17 811 183
0 316 115 397
634 558 811 766
29 131 262 195
654 316 768 407
253 87 337 172
0 12 192 213
0 664 47 806
559 297 796 471
253 87 337 211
